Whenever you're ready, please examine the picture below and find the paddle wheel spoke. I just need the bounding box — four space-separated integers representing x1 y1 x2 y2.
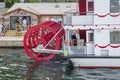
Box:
24 21 65 60
46 41 56 49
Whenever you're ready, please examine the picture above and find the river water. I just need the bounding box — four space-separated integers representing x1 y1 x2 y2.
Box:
0 48 120 80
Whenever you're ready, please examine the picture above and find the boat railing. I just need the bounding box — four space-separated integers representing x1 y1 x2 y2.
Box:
69 45 85 54
64 9 94 15
64 9 94 25
64 41 95 57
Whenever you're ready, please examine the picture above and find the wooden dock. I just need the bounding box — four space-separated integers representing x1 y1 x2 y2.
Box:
0 36 23 47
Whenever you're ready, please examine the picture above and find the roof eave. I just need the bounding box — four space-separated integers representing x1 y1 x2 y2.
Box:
2 7 40 16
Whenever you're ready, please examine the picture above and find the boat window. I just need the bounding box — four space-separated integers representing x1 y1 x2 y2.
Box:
110 31 120 44
100 50 109 56
87 0 94 15
63 14 72 25
88 2 94 12
88 32 94 42
110 0 120 13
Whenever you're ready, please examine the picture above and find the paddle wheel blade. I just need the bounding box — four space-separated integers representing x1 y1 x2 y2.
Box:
23 21 65 60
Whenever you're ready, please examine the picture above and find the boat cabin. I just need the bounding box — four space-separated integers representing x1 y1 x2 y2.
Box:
22 0 120 67
63 0 120 57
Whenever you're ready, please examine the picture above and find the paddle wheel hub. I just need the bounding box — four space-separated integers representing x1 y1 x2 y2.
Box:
24 21 65 60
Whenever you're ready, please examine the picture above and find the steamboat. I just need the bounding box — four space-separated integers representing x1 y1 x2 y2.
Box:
23 0 120 68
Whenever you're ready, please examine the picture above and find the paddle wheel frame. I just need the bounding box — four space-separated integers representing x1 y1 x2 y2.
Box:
24 21 65 60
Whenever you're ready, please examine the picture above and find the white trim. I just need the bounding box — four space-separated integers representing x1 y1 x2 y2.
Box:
64 25 120 30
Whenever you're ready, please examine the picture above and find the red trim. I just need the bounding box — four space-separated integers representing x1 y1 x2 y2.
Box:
95 13 120 17
110 45 120 48
94 13 107 17
96 44 120 48
64 24 120 26
95 44 108 48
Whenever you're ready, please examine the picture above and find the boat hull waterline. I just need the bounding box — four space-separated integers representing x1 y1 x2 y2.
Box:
70 57 120 68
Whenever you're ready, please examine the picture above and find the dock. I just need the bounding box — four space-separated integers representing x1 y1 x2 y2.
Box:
0 36 23 47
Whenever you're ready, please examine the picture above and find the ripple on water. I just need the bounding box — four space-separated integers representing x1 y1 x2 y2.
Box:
0 66 10 70
87 72 103 76
103 70 118 75
98 77 119 80
1 48 120 80
10 63 19 67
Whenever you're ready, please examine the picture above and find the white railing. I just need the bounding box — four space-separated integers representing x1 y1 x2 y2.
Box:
64 41 95 56
64 10 94 25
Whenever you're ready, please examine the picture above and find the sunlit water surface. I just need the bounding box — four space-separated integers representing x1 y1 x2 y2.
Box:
0 48 120 80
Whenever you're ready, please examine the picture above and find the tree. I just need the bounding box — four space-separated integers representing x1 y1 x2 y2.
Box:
4 0 76 8
0 0 4 2
4 0 19 8
25 0 40 3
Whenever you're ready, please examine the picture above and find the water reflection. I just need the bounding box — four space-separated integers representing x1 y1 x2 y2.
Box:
26 61 64 80
0 56 27 80
1 48 120 80
0 55 65 80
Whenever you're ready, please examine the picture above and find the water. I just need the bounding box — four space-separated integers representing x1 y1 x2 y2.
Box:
0 48 120 80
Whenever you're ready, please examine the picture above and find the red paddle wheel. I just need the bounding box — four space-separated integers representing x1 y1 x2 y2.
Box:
24 21 65 60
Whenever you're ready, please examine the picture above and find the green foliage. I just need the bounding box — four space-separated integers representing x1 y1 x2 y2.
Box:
4 0 75 8
4 0 19 8
25 0 73 3
25 0 40 3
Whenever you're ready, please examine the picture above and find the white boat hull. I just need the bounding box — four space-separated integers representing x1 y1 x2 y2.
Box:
70 57 120 68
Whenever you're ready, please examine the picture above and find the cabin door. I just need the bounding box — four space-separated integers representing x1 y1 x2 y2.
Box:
86 30 94 55
78 0 86 15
